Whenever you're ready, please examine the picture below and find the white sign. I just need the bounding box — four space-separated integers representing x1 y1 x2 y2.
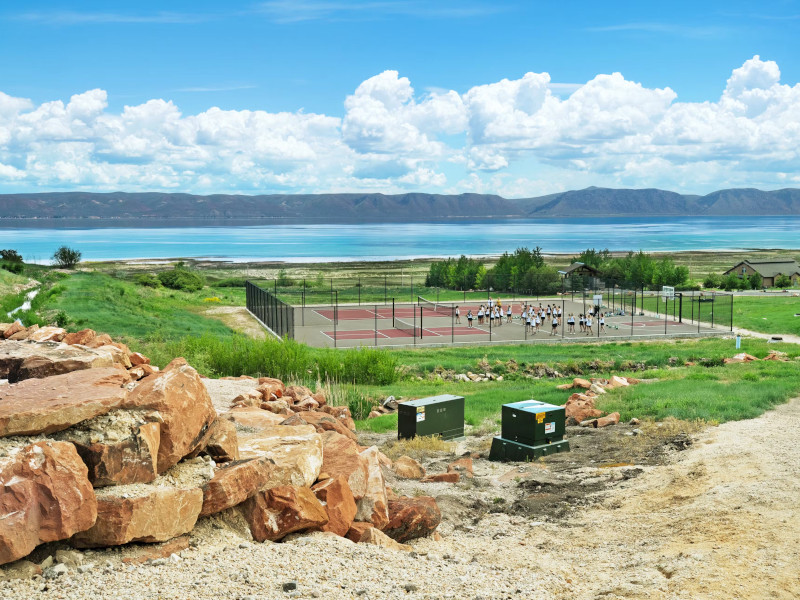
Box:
662 286 675 301
545 422 555 434
593 294 602 306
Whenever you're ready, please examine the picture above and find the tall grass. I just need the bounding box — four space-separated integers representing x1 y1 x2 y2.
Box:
139 332 398 386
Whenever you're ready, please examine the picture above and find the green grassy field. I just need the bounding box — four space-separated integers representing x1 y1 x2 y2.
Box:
7 265 800 433
641 294 800 336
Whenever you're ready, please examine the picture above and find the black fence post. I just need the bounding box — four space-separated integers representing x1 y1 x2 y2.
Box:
384 275 387 305
730 294 733 331
711 292 715 328
374 304 378 347
358 275 361 305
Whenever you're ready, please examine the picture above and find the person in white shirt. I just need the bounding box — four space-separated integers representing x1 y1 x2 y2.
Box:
551 315 558 335
585 315 593 335
455 306 461 324
599 313 605 333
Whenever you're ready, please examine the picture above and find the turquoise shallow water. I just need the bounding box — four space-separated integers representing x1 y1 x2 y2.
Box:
2 217 799 263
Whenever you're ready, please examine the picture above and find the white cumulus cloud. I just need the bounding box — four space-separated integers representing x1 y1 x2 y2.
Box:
0 56 799 195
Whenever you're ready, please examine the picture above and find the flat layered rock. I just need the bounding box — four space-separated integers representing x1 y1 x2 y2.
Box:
0 340 115 383
124 359 216 473
200 457 276 517
0 367 129 437
241 485 328 542
282 410 357 442
238 425 322 487
71 485 203 548
320 431 369 500
354 446 389 530
224 407 286 430
383 496 441 542
0 441 97 565
62 416 161 487
392 456 425 479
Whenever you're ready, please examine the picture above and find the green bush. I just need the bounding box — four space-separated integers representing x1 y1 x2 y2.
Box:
158 266 204 292
52 246 82 268
702 273 720 289
774 274 792 288
134 273 161 288
1 262 23 274
215 277 247 287
0 249 23 263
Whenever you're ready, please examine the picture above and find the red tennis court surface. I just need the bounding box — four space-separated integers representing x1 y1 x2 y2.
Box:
322 326 489 341
314 303 532 322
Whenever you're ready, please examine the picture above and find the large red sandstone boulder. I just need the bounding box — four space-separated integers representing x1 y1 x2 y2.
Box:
282 385 313 404
354 446 389 530
27 327 67 343
564 393 604 425
124 359 216 473
199 457 276 517
241 485 328 542
320 431 369 500
593 412 621 428
0 340 116 383
312 475 357 537
420 472 460 483
282 411 357 442
383 496 441 542
63 329 97 346
238 424 322 487
0 441 97 565
128 352 150 366
71 485 203 548
0 367 129 437
256 379 284 400
8 325 39 341
392 456 425 479
201 418 239 463
572 377 592 389
224 407 286 429
320 405 356 431
2 322 24 339
63 416 161 487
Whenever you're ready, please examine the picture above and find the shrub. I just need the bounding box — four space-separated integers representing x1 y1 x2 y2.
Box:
276 269 294 287
702 273 721 289
52 246 82 268
215 277 247 287
0 249 23 263
158 266 205 292
134 273 161 288
775 274 792 288
1 262 23 274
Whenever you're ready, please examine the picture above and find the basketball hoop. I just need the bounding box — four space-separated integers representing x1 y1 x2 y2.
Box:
661 286 675 302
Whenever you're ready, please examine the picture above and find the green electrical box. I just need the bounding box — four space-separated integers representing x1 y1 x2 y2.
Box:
397 395 465 441
490 400 570 461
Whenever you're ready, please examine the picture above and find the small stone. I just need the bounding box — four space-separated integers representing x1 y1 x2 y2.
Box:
404 583 419 592
239 542 251 549
44 564 68 579
77 563 95 574
40 556 54 570
150 558 167 566
282 581 298 592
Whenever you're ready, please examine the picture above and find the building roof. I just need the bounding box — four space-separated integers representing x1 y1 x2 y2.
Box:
558 262 601 276
725 259 800 278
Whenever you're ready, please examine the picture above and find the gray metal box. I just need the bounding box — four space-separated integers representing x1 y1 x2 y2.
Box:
397 394 465 441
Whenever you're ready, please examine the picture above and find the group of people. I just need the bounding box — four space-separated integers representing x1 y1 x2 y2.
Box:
457 297 512 328
455 301 608 335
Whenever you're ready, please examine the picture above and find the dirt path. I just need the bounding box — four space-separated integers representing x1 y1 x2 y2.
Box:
418 398 800 599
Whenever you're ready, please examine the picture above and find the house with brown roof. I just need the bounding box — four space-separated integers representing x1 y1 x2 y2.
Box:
723 259 800 287
557 262 601 279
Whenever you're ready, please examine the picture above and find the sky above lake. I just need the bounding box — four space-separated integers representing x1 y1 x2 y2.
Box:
0 0 799 197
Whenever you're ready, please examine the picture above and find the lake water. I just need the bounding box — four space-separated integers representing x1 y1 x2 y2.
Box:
2 216 798 263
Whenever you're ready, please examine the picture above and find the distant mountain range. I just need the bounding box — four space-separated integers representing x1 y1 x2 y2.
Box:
1 187 799 224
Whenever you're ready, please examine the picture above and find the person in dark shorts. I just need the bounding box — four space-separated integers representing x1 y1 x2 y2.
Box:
467 310 473 327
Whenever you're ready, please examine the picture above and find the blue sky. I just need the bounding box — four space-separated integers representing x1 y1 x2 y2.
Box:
0 0 799 197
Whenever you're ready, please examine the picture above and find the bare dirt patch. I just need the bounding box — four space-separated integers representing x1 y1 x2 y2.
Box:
202 305 266 339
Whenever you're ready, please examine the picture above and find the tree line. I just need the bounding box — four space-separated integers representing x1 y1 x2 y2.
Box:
425 247 693 294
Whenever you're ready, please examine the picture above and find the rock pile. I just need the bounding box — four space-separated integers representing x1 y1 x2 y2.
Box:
0 327 441 568
558 376 639 427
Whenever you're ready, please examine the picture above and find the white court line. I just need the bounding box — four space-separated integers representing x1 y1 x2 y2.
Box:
313 309 333 322
322 329 391 340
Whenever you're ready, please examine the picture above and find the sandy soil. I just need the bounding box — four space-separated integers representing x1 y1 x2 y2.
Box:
202 306 266 339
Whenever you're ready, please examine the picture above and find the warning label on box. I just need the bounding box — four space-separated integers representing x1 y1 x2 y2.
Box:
416 412 425 422
544 422 555 434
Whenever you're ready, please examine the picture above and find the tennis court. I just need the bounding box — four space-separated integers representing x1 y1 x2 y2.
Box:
245 282 733 348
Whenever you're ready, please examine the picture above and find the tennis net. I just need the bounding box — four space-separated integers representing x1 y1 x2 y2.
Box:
393 316 421 338
418 296 456 317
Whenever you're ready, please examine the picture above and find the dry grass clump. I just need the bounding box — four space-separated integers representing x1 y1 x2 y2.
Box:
383 435 456 461
619 416 713 458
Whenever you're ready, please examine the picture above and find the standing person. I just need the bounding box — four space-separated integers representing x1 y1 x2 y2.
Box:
506 304 512 323
568 313 575 333
579 314 585 333
551 314 558 336
599 312 605 333
477 305 484 326
467 310 473 328
455 306 461 324
585 314 593 336
534 312 541 333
